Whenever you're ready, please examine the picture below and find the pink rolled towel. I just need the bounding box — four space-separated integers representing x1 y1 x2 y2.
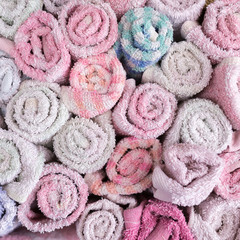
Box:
61 53 126 119
112 79 177 139
18 163 88 233
85 137 162 196
200 57 240 130
59 0 118 59
152 143 223 206
123 199 194 240
181 0 240 64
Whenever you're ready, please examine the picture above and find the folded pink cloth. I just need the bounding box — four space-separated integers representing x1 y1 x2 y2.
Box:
61 53 126 119
152 143 223 206
181 0 240 64
112 79 177 139
85 137 161 196
18 163 88 233
123 199 194 240
59 0 118 59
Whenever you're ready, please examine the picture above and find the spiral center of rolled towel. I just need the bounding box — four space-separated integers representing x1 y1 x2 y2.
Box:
148 25 158 42
73 131 90 149
24 98 39 116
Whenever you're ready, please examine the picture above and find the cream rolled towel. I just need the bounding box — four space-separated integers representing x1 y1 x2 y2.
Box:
164 98 232 153
76 199 124 240
53 111 115 174
5 80 70 145
142 41 212 100
188 194 240 240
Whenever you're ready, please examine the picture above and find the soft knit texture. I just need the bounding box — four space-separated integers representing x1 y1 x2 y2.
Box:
114 7 173 75
85 137 161 195
0 0 43 40
181 0 240 64
163 98 232 154
43 0 68 15
5 80 70 145
123 199 194 240
13 10 71 84
53 111 115 174
142 41 212 100
152 143 223 206
61 53 126 119
59 0 118 59
76 199 124 240
18 163 88 233
200 57 240 130
112 79 177 139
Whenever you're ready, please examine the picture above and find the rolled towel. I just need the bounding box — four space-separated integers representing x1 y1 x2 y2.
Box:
0 0 43 40
123 199 194 240
114 7 173 75
105 194 138 209
142 41 212 100
5 80 70 145
152 143 223 206
18 163 88 233
112 79 177 139
61 53 126 119
188 194 240 240
200 57 240 130
43 0 68 15
164 98 232 153
53 111 115 174
85 137 162 196
76 199 124 240
59 0 118 59
181 0 240 64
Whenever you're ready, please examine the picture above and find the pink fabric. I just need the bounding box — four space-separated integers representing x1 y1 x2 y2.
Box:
18 163 88 233
123 199 194 240
112 79 177 139
0 38 15 57
13 10 71 84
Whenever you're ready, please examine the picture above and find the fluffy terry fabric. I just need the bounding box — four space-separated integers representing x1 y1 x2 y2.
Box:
0 0 43 40
114 7 173 75
112 79 177 139
200 57 240 130
181 0 240 64
142 41 212 100
152 143 223 206
105 194 138 209
123 199 194 240
0 129 49 203
59 0 118 59
188 194 240 240
164 98 232 154
43 0 68 15
53 111 115 174
18 163 88 233
76 199 124 240
13 10 71 84
61 53 126 119
5 80 70 145
85 137 162 195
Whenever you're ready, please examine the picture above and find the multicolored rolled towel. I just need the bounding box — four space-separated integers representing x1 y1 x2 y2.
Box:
61 53 126 119
152 143 223 206
123 199 194 240
59 0 118 59
181 0 240 64
76 199 124 240
188 194 240 240
164 98 232 153
114 7 173 75
112 79 177 139
18 163 88 233
142 41 212 100
43 0 68 15
0 0 43 40
13 10 71 84
0 129 50 203
200 57 240 130
5 80 70 145
85 137 162 196
53 111 115 174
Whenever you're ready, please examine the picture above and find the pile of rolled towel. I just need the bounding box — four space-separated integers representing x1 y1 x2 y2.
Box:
1 0 240 239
